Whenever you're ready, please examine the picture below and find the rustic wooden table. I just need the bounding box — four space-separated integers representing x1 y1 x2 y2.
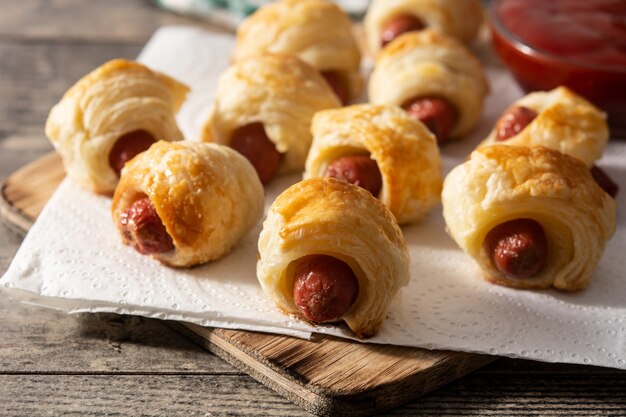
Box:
1 1 625 416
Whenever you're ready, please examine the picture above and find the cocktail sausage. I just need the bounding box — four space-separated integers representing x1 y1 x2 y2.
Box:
402 97 457 144
484 218 548 279
324 155 383 196
230 122 283 185
118 197 174 255
293 255 359 323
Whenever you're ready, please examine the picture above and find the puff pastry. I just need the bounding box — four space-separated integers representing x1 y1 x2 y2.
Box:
112 141 264 267
304 104 442 225
365 0 483 54
368 30 488 142
45 59 189 194
257 177 410 338
479 87 609 167
202 53 340 179
234 0 362 103
442 145 616 291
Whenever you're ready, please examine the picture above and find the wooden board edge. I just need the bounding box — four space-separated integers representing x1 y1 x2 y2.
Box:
0 152 65 236
169 322 496 417
168 322 343 416
0 181 32 237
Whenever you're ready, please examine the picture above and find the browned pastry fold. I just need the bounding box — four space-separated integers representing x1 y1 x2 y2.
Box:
442 145 616 291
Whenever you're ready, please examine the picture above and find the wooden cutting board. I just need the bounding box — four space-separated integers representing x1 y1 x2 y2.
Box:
0 153 495 416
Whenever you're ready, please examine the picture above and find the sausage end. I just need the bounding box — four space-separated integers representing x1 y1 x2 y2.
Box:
293 255 359 323
230 122 283 185
118 197 174 255
484 218 548 279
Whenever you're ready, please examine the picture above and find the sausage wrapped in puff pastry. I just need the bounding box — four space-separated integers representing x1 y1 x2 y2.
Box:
45 59 189 194
479 87 609 167
368 30 488 144
234 0 362 104
365 0 483 53
202 53 340 184
478 87 617 197
304 104 442 225
257 177 410 338
442 145 616 291
112 141 264 267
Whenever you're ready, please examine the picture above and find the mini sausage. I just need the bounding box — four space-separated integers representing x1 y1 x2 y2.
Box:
591 165 619 198
402 97 458 144
229 122 283 185
293 255 359 323
321 71 350 105
380 14 426 48
484 218 548 279
495 106 538 142
118 197 174 255
324 155 383 196
108 129 156 176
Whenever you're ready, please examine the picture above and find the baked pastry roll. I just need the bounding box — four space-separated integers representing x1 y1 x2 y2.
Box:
479 87 609 167
442 145 616 291
365 0 483 54
202 53 340 184
45 59 189 194
112 141 264 267
368 30 488 144
304 104 442 225
234 0 362 104
257 177 410 338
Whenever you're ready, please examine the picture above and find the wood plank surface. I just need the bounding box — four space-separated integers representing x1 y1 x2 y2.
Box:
0 0 215 43
1 153 494 416
1 1 626 416
3 367 626 417
0 300 235 375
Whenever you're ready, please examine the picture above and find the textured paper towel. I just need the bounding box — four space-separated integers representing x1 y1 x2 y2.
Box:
2 26 626 369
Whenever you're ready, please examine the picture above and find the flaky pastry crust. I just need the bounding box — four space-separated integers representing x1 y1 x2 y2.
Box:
234 0 362 101
304 104 442 224
365 0 483 54
368 30 488 140
257 177 410 338
479 87 609 167
442 145 616 291
112 141 264 267
202 53 340 174
45 59 189 194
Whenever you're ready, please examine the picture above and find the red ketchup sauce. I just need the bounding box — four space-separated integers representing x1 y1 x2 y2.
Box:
490 0 626 138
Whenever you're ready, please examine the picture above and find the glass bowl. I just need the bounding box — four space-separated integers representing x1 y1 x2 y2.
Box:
488 0 626 139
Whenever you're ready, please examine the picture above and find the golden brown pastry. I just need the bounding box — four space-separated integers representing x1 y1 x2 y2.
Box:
304 104 442 225
45 59 189 194
368 30 489 144
234 0 362 104
442 145 616 291
257 177 410 338
202 53 340 184
112 141 264 267
478 87 609 167
365 0 483 54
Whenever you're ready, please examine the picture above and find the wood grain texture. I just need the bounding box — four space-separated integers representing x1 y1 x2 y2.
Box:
0 152 63 235
2 1 626 416
1 374 311 417
2 153 494 416
178 324 494 416
0 300 235 375
3 368 626 417
0 0 216 43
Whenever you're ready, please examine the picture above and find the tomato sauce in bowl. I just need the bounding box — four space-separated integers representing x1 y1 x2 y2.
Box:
489 0 626 138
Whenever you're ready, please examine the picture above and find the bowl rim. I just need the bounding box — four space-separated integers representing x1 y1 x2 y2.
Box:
488 0 626 74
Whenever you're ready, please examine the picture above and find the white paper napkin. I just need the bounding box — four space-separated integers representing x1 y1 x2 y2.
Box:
2 26 625 369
